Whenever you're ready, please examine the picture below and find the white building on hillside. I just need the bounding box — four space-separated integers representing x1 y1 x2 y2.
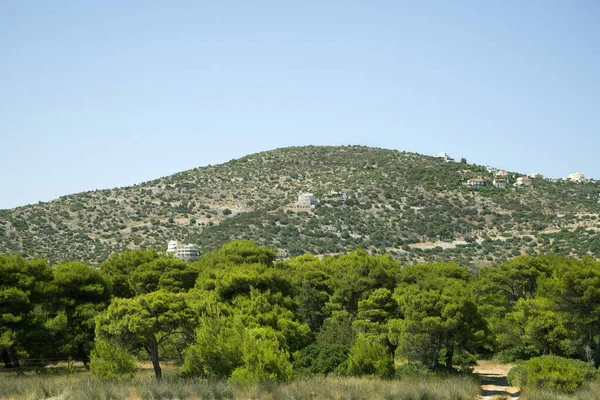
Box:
493 178 507 188
297 193 318 208
435 152 454 162
514 176 534 188
166 240 200 262
568 172 585 182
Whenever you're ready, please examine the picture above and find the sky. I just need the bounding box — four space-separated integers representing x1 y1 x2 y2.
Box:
1 1 599 209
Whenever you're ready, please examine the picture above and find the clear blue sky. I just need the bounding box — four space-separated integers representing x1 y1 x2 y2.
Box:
1 1 599 209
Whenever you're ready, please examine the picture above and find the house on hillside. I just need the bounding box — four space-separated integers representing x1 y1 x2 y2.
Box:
435 152 454 162
339 189 351 202
495 170 509 177
297 193 318 208
493 178 507 188
166 240 200 262
514 176 533 188
568 172 585 182
465 177 488 187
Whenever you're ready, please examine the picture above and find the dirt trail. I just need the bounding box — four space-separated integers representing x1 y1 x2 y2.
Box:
474 361 520 400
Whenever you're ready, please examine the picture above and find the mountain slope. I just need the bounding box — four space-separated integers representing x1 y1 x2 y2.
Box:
2 145 600 266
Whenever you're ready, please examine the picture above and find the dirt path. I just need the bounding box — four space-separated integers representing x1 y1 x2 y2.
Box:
474 360 520 400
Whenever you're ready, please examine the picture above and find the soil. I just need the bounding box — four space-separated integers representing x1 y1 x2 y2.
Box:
474 360 520 400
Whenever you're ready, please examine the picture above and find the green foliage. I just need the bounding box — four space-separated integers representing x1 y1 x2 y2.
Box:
100 249 160 298
181 315 244 378
347 334 394 378
96 290 196 379
393 263 487 368
50 261 112 363
89 339 137 380
229 327 293 385
509 355 598 394
292 342 349 375
507 363 527 387
0 254 54 365
5 240 600 390
129 256 198 295
293 312 355 375
395 363 436 378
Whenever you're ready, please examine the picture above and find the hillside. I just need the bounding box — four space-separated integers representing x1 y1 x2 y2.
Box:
2 145 600 267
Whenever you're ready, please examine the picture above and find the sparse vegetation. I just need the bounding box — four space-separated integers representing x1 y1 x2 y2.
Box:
1 146 599 267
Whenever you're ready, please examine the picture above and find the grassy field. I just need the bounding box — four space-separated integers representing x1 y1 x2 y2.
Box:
0 371 480 400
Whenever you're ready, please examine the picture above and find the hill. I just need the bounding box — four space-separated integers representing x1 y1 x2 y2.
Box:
2 145 600 267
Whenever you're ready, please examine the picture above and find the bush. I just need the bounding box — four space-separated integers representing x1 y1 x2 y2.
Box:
507 363 527 387
292 343 349 375
395 363 436 378
89 340 137 380
181 316 244 379
508 356 598 394
228 327 293 385
347 335 394 378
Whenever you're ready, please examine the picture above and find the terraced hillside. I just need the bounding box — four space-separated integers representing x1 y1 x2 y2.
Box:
2 146 600 267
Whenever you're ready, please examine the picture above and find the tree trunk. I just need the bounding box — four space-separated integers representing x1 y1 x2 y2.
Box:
6 348 22 373
384 337 397 359
594 339 600 370
150 342 162 380
431 345 441 368
2 349 13 369
77 342 90 369
445 346 454 369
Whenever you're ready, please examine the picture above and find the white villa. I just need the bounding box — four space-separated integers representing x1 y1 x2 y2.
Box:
568 172 585 182
297 193 318 208
493 178 507 188
514 176 534 188
435 152 454 162
465 177 488 187
166 240 200 262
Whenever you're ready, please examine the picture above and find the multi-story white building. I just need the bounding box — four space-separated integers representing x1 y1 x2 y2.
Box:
514 176 534 188
493 178 507 189
297 193 318 208
166 240 200 262
435 152 454 162
568 172 585 182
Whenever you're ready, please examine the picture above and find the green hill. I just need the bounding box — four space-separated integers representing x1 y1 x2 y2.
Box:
2 145 599 266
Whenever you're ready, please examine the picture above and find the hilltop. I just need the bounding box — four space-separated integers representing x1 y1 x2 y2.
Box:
2 145 600 267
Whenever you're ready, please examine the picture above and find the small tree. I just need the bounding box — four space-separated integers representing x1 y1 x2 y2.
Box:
89 339 137 380
347 334 394 378
96 290 196 380
229 327 293 385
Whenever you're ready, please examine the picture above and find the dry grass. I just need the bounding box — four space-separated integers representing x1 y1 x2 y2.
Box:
0 371 479 400
518 379 600 400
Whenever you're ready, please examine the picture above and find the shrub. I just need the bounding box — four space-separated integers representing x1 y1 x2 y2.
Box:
181 316 244 378
89 339 137 380
229 327 293 385
292 343 349 375
507 363 527 387
508 356 598 394
347 335 394 378
395 363 435 378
